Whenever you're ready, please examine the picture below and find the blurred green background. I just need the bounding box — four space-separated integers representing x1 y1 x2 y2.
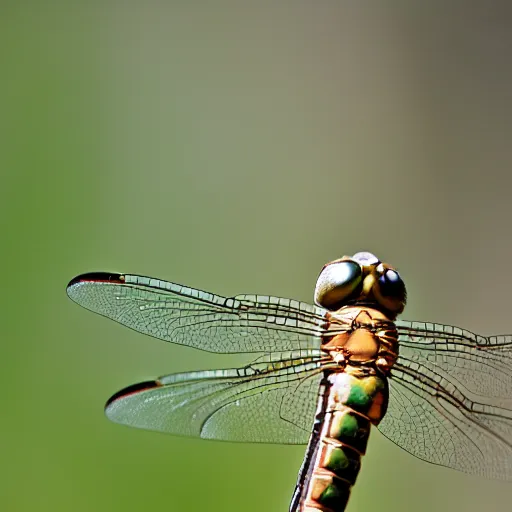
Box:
3 2 512 511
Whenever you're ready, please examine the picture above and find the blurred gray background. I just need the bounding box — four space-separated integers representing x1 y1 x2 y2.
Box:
2 2 512 511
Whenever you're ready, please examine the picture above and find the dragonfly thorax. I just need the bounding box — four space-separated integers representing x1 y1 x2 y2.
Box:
323 306 399 374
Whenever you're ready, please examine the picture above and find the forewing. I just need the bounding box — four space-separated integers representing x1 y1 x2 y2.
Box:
379 320 512 480
105 352 324 444
67 272 326 353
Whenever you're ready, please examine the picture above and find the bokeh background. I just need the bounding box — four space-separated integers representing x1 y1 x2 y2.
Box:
3 2 512 511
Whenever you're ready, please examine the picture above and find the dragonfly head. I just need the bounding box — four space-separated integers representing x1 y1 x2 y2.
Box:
314 251 407 318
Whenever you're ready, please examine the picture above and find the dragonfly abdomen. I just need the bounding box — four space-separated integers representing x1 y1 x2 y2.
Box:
298 370 389 512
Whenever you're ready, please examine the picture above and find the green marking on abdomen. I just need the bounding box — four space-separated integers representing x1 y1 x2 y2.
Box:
317 478 351 511
329 410 371 454
310 372 389 511
323 443 361 481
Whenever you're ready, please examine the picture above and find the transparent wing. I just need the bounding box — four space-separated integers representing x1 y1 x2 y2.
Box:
105 352 324 444
67 272 326 353
378 320 512 480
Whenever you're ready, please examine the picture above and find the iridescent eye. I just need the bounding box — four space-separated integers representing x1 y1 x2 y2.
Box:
378 269 405 298
314 260 363 310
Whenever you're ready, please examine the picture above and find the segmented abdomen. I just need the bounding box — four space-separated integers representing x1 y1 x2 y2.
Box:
291 369 388 512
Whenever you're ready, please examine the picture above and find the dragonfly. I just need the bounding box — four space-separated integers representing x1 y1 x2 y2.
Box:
67 251 512 511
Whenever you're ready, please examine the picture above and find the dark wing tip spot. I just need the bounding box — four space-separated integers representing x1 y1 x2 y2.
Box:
67 272 125 291
104 380 162 410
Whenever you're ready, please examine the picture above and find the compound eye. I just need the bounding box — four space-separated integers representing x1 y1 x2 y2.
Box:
378 269 405 298
314 260 362 310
